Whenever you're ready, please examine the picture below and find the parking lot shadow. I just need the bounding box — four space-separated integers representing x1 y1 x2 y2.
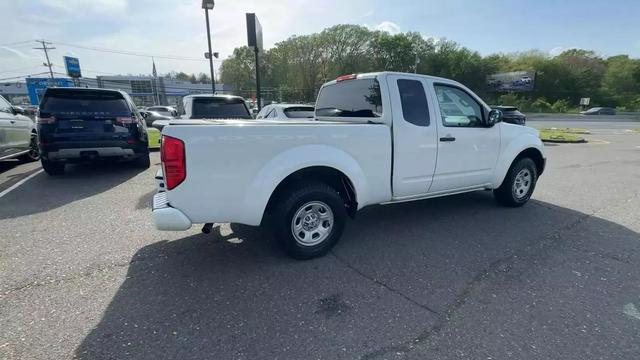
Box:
0 162 147 220
74 193 640 359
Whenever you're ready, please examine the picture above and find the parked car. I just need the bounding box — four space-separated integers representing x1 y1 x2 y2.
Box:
139 110 172 149
147 105 178 118
0 95 39 163
492 106 526 125
139 110 172 127
580 107 616 115
152 94 252 131
152 72 545 259
256 104 315 120
37 88 150 175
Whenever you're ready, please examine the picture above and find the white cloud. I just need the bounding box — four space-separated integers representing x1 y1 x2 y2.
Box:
374 21 401 34
40 0 128 15
0 46 37 60
549 46 577 57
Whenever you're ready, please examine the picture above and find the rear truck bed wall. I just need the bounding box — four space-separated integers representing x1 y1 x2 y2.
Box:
162 122 392 226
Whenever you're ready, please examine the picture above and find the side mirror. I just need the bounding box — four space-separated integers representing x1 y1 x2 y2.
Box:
140 112 148 118
487 109 502 127
12 106 25 115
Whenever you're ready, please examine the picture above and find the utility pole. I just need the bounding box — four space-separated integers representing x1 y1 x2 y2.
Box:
34 40 55 79
202 0 216 94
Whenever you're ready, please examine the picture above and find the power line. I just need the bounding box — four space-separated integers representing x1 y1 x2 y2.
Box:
0 40 34 47
0 72 51 81
0 65 44 75
47 40 208 62
33 40 55 79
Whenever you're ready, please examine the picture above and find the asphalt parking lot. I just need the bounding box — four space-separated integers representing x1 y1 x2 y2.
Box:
1 118 639 359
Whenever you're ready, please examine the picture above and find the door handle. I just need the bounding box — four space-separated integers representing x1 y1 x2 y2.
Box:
439 136 456 142
10 120 16 124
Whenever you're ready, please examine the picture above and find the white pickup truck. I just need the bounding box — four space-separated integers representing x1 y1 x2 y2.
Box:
153 72 545 259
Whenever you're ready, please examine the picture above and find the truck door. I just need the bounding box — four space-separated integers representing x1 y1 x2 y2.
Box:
387 75 438 198
428 83 500 193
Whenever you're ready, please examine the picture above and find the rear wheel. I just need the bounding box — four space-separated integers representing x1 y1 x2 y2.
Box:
18 134 40 163
271 182 347 259
133 151 151 169
41 159 65 176
494 158 537 207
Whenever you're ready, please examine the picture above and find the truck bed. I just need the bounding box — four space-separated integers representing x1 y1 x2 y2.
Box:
161 121 392 226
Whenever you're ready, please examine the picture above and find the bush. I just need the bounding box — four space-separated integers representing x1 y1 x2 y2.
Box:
531 98 552 112
551 99 571 113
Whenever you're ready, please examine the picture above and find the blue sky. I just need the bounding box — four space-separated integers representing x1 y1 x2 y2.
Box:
0 0 638 81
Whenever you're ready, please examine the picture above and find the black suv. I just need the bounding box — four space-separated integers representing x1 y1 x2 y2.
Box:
37 88 150 175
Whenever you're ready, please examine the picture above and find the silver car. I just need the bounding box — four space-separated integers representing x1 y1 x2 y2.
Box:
0 95 39 163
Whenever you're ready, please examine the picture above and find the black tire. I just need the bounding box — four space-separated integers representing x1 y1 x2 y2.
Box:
494 157 538 207
41 160 65 176
133 151 151 169
18 134 40 163
271 182 347 260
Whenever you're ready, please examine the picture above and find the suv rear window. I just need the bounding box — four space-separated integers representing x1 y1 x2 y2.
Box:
315 78 382 118
40 90 129 115
191 98 251 119
284 106 314 118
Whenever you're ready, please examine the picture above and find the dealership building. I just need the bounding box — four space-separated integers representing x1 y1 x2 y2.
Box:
0 76 227 110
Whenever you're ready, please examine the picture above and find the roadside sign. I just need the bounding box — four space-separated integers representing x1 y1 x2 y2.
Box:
64 56 82 78
246 13 263 53
580 98 590 106
25 77 74 105
486 71 536 92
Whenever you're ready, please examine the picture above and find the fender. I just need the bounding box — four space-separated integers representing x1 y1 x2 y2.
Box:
242 144 370 225
492 132 545 187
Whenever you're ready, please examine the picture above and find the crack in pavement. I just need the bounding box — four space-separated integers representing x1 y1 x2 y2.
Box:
330 251 439 316
358 209 598 360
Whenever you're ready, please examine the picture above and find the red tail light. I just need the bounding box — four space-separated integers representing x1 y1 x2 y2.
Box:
37 116 56 124
116 116 134 124
161 135 186 190
336 74 357 82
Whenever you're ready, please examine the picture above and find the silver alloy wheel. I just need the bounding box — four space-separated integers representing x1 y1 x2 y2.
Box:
291 201 334 246
513 168 532 199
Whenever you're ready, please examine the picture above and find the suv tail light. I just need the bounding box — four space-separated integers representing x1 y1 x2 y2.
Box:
161 135 186 190
37 111 56 124
116 116 134 124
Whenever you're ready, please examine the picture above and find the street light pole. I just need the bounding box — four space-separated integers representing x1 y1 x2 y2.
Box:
202 0 216 94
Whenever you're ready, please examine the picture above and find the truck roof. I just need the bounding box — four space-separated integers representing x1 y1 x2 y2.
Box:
322 71 460 87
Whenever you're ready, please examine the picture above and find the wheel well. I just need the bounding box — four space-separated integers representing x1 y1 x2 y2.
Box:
515 148 545 175
264 166 357 220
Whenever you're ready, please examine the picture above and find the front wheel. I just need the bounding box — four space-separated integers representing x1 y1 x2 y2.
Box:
494 158 538 207
271 182 347 260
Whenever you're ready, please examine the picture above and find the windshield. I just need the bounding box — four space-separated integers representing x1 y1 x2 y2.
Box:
191 98 251 119
315 78 382 118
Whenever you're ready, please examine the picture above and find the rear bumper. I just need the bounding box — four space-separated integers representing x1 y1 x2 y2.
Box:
152 192 192 231
47 147 136 160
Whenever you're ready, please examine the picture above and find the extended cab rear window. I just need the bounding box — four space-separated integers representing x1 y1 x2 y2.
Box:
315 78 382 118
39 90 130 115
191 98 251 119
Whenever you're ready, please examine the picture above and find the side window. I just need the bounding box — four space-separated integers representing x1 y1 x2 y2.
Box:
434 85 484 127
397 79 429 126
0 96 12 113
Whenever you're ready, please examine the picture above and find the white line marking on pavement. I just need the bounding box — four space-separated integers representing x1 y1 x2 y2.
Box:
0 169 44 199
623 303 640 321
